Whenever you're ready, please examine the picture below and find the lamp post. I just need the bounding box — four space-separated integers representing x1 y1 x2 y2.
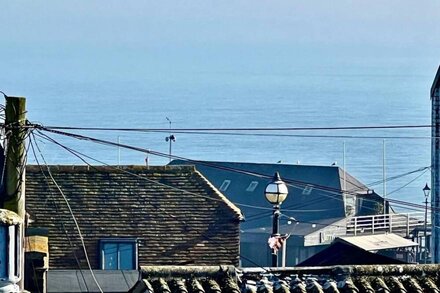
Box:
423 183 431 264
265 172 289 267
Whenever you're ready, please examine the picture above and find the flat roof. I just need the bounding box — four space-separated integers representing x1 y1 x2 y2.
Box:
336 233 418 251
47 270 139 292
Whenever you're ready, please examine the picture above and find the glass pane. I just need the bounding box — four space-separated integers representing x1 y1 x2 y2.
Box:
103 243 118 270
119 243 134 269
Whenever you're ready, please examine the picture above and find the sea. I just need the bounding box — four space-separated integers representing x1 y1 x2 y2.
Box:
0 51 437 211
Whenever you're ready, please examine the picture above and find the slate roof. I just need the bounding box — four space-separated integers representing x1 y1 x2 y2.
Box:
128 265 440 293
169 160 379 229
25 165 243 269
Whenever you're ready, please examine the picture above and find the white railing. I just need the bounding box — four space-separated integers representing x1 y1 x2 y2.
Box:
346 212 429 236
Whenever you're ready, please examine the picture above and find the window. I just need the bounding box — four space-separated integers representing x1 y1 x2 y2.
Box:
302 185 313 195
219 180 231 191
246 181 259 192
100 239 137 270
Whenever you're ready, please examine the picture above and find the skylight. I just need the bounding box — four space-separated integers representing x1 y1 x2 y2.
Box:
302 184 313 195
246 181 259 192
219 180 231 191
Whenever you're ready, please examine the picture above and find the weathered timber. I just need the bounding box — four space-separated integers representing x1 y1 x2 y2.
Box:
3 96 26 218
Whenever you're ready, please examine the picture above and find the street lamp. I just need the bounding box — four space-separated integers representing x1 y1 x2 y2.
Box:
265 172 289 267
423 183 431 264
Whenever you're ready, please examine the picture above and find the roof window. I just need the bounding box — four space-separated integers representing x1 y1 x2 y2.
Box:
246 181 259 192
100 239 138 270
219 180 231 191
302 184 313 195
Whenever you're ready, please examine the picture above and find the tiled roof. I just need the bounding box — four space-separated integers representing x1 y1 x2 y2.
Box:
130 265 239 293
25 165 243 269
243 265 440 293
129 265 440 293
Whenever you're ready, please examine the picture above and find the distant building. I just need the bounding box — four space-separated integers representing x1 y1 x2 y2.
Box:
25 165 243 292
169 160 385 266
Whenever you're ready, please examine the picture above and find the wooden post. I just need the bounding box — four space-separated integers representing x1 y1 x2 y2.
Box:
3 96 26 291
3 96 26 218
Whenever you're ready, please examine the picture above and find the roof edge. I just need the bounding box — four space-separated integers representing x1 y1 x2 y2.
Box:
139 265 236 279
26 164 196 173
337 167 368 192
194 170 244 221
241 263 440 277
170 159 343 169
431 65 440 97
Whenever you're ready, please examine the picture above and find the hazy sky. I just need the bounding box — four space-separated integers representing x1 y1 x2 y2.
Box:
1 0 439 72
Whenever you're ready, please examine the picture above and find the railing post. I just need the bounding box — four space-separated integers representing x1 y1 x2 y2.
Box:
389 214 393 233
372 216 375 234
354 217 357 236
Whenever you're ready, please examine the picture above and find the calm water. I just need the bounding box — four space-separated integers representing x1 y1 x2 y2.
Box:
0 53 436 209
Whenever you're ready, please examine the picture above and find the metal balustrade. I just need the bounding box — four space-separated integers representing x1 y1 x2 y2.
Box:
346 212 429 237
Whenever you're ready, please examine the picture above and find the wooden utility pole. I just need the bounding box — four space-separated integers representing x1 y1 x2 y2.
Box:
3 96 27 291
4 96 27 218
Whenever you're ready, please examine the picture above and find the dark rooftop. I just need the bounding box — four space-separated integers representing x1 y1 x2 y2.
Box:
169 160 377 229
25 165 243 269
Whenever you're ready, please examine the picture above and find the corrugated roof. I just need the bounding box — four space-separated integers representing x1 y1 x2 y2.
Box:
337 233 419 251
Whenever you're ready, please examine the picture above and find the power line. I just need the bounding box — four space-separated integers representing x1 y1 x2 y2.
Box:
30 133 104 293
29 136 92 291
33 131 270 271
34 131 352 261
37 127 373 197
41 124 432 132
38 126 429 201
37 127 439 213
360 166 431 190
35 131 343 214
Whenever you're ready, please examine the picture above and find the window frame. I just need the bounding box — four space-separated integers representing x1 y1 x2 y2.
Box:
99 238 138 270
246 181 259 192
219 180 231 191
